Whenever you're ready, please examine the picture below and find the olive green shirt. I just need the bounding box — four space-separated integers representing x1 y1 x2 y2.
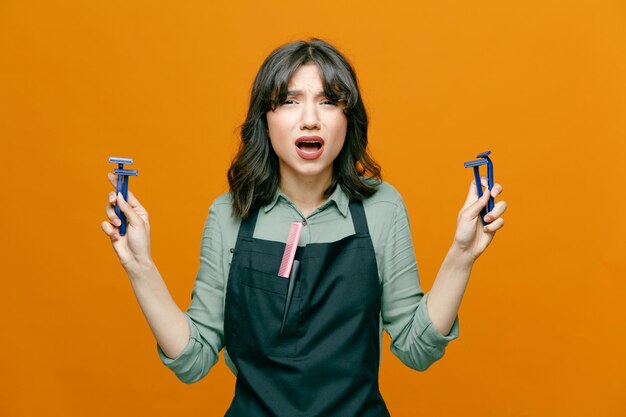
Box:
157 181 459 383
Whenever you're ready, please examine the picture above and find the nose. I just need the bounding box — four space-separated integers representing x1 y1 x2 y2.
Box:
300 101 320 130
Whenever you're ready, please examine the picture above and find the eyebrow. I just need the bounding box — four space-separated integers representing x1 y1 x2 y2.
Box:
286 89 326 97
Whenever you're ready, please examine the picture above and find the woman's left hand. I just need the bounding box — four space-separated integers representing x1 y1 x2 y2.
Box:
452 176 507 262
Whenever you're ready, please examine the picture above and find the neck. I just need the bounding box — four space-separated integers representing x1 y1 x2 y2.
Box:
279 171 333 217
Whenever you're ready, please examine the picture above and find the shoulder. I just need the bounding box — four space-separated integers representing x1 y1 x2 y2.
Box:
362 180 406 213
210 192 234 213
361 180 410 239
360 181 413 265
205 192 241 232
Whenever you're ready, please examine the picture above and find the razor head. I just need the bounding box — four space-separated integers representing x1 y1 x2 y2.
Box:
476 151 492 159
464 159 488 168
114 169 138 176
108 156 134 165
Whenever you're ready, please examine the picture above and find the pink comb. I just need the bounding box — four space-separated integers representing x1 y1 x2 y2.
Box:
278 222 303 278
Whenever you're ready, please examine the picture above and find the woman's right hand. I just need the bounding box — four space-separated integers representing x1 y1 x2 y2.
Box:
101 173 153 273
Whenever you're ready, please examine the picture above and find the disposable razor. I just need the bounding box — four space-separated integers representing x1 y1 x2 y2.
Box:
108 156 138 236
463 151 494 226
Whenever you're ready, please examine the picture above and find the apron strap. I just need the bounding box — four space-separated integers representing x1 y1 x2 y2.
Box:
348 200 370 235
237 207 260 240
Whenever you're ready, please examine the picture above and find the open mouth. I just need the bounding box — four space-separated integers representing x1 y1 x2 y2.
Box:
297 141 323 152
295 136 325 160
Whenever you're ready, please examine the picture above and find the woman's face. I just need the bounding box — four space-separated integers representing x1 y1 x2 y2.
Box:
266 64 347 188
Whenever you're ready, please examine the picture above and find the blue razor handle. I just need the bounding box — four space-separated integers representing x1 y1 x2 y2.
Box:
463 151 494 226
108 157 138 236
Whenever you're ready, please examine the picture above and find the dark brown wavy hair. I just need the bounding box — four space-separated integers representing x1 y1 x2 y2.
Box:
228 38 381 218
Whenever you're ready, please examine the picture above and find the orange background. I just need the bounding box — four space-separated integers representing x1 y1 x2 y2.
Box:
1 1 625 416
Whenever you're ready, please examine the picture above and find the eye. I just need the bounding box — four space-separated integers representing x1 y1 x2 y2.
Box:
282 99 296 105
322 99 338 106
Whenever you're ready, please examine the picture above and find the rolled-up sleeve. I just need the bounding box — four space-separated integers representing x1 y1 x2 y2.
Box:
156 202 227 383
380 197 459 371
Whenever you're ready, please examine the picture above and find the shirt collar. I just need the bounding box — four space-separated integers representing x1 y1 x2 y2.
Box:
263 191 282 213
263 184 350 217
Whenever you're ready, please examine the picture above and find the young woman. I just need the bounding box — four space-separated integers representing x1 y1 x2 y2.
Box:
102 38 506 416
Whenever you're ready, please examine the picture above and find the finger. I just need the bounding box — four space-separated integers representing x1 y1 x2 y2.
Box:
483 200 508 223
107 173 144 208
125 190 143 208
101 221 121 240
490 182 503 198
465 177 504 200
464 176 489 205
463 187 491 219
105 201 122 226
483 217 504 233
107 172 118 189
107 191 122 225
116 192 143 227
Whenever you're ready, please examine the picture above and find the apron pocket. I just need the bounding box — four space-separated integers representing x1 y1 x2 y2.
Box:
234 266 301 358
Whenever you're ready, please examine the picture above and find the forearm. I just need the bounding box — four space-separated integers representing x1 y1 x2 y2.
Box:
126 260 190 360
426 244 475 336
